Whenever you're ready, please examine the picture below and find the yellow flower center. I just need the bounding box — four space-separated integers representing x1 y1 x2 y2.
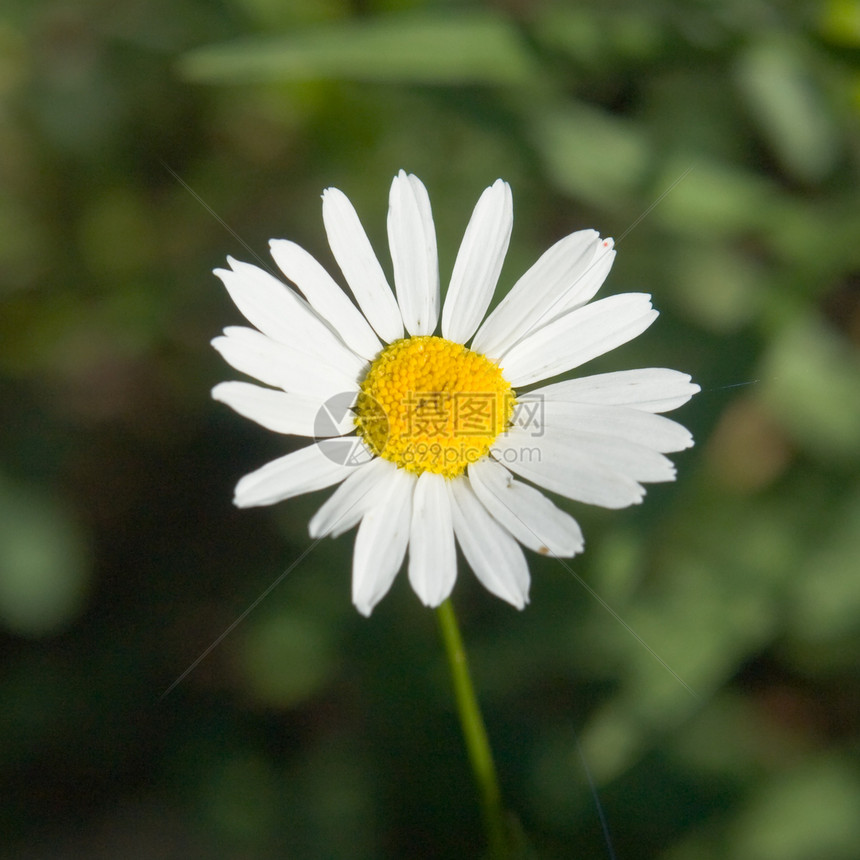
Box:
354 336 515 478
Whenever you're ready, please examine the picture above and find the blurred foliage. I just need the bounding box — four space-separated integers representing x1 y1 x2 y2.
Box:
1 0 859 858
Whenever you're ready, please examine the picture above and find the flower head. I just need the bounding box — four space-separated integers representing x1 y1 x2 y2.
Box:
212 171 699 615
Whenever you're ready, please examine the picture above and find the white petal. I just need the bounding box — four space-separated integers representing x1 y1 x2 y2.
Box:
526 369 701 413
480 238 616 350
408 472 457 608
211 326 362 396
514 400 695 453
215 258 362 365
565 432 677 483
233 440 367 508
352 466 416 616
322 187 404 344
492 427 648 509
467 458 583 557
387 170 439 335
499 293 659 387
212 381 354 437
269 239 382 361
309 457 393 538
553 238 616 316
471 229 599 358
441 179 513 344
448 477 530 609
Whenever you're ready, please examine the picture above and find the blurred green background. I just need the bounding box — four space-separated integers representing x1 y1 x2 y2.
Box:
2 0 859 857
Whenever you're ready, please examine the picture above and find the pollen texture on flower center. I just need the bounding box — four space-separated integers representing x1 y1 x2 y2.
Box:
354 336 515 478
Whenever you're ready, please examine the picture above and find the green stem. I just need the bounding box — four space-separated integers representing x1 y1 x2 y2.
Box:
436 598 508 860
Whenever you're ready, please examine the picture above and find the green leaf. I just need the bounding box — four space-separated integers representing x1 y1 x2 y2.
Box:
731 759 860 860
532 101 650 205
735 37 839 183
819 0 860 47
651 155 778 237
0 476 91 638
760 316 860 463
668 241 765 332
790 485 860 641
180 11 539 86
238 610 336 707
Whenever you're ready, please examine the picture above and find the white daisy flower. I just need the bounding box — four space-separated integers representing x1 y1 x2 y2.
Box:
211 171 699 616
